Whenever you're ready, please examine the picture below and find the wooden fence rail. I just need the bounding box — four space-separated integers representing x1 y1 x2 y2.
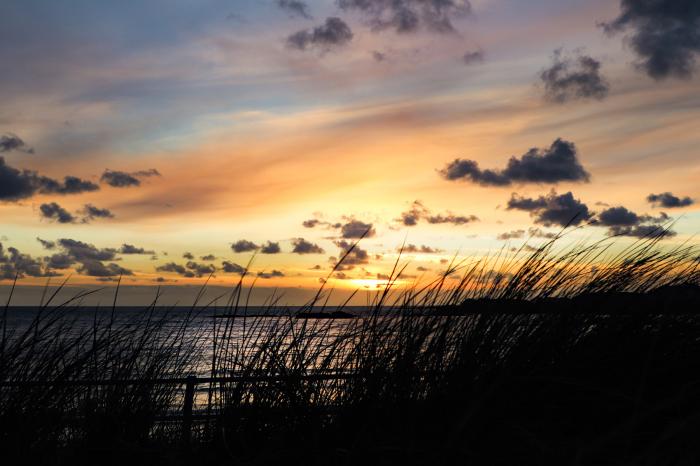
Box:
0 372 362 442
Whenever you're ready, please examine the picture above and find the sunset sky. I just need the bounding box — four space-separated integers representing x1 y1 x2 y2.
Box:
1 0 699 305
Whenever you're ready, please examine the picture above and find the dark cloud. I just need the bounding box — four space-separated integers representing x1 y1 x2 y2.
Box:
540 49 609 103
287 17 353 51
607 224 676 239
497 227 557 241
78 260 132 277
36 237 56 250
222 261 246 275
257 270 285 279
463 50 484 65
119 244 155 255
341 220 376 238
156 262 193 277
45 253 74 270
292 238 325 254
595 206 674 238
100 169 160 188
507 190 592 227
338 0 471 34
260 241 282 254
1 156 99 201
372 50 387 62
647 192 694 208
597 206 641 227
440 138 590 186
497 229 526 240
1 242 56 279
39 202 76 224
231 240 259 253
277 0 312 19
416 266 430 272
57 238 117 262
183 252 195 260
33 237 128 277
333 240 370 270
398 200 478 226
602 0 700 79
0 133 34 154
185 261 216 277
303 219 322 228
401 244 443 254
426 213 479 225
44 176 100 195
528 227 557 239
81 204 114 221
399 200 428 226
200 254 216 261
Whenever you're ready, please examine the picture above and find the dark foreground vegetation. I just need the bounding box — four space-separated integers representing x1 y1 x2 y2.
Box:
2 234 700 465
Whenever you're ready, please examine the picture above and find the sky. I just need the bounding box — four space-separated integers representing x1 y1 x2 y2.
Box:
1 0 699 305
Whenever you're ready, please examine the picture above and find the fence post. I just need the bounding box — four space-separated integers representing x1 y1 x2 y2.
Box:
182 375 197 445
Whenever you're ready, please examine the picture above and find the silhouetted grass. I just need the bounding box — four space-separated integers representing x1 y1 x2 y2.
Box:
2 231 700 465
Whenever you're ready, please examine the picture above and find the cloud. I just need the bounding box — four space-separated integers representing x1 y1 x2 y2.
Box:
156 262 193 277
497 229 525 240
333 240 370 270
39 202 76 224
185 261 216 277
260 241 282 254
81 204 114 221
426 213 479 225
647 192 694 208
0 133 34 154
277 0 312 19
36 237 56 250
287 17 353 51
303 219 323 228
595 206 675 238
119 244 155 255
497 227 557 241
45 253 74 270
398 200 478 227
602 0 700 79
399 200 429 226
231 240 259 253
607 224 676 239
292 238 325 254
57 238 117 262
401 244 443 254
540 49 609 103
257 270 285 279
463 50 484 65
222 261 246 275
1 156 99 201
100 169 161 188
183 252 195 259
338 0 471 34
440 138 590 186
372 50 387 62
1 242 56 279
44 176 100 195
528 227 557 239
507 190 592 227
341 219 376 238
78 260 132 277
596 206 641 227
200 254 216 261
40 202 113 224
156 261 214 278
